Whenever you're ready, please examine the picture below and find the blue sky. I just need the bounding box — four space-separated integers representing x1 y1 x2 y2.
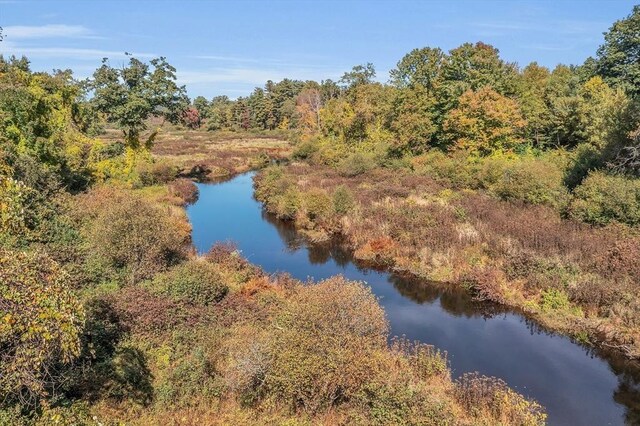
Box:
0 0 637 98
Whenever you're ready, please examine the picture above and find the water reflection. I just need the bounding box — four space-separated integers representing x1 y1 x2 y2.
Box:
187 173 640 425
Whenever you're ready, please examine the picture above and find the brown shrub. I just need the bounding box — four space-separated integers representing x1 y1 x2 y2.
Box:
169 178 199 205
205 243 262 280
264 276 388 412
455 372 546 425
112 287 203 335
463 266 506 304
594 236 640 282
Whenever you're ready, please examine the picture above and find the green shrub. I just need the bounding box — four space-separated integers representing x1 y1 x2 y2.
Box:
0 249 85 408
276 186 301 219
488 157 569 209
313 138 350 166
254 166 286 201
540 289 572 312
34 402 95 426
148 260 228 306
137 161 178 186
292 140 319 160
155 329 225 407
563 143 603 189
568 171 640 226
333 185 355 215
337 152 376 177
412 150 478 188
302 188 332 221
83 189 190 283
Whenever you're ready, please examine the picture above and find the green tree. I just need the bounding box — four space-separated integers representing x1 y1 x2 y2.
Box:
247 87 269 129
577 76 630 149
596 5 640 97
545 65 582 147
207 95 233 131
387 85 437 153
440 42 519 104
390 47 445 93
192 96 209 120
518 62 551 146
89 55 188 149
339 63 376 89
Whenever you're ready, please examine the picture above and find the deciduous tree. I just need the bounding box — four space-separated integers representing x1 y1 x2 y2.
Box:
89 55 188 149
443 86 526 155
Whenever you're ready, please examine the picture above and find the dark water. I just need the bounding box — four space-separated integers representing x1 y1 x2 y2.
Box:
187 172 640 426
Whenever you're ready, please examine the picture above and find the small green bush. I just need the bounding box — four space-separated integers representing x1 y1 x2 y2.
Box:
333 185 355 215
137 161 178 185
253 166 286 201
149 260 228 306
540 289 573 313
568 171 640 226
337 152 376 177
155 329 225 407
292 140 319 160
488 157 569 209
276 186 301 219
303 188 332 221
563 143 603 189
413 150 478 188
84 189 189 283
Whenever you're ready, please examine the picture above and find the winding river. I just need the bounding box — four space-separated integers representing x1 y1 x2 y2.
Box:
187 172 640 426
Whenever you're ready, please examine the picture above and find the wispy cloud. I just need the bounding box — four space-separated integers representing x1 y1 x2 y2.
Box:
177 65 342 87
177 68 291 86
192 55 260 63
471 19 606 36
2 24 102 40
0 43 155 60
522 43 574 52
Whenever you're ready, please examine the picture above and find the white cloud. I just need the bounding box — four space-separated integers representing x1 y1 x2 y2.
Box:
177 66 342 87
3 24 96 39
522 43 574 52
177 68 290 86
192 55 260 63
471 19 606 36
0 43 156 60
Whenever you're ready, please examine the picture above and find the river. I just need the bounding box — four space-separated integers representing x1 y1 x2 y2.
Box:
186 171 640 425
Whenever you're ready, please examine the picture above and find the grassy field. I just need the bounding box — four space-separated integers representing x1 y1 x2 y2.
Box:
101 125 292 180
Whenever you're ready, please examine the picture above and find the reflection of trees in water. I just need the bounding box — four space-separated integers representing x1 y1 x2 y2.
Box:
261 210 354 268
261 210 303 251
387 274 510 319
307 241 352 267
259 206 640 422
616 378 640 425
598 346 640 424
521 314 640 422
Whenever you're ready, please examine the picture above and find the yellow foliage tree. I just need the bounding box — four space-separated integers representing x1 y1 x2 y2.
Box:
443 86 527 156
